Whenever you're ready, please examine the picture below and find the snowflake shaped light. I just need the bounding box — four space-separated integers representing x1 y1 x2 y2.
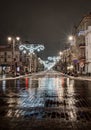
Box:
19 44 45 54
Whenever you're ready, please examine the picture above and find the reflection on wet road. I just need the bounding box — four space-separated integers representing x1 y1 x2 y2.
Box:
0 71 91 129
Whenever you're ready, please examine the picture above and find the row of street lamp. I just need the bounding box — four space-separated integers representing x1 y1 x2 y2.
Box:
7 36 46 75
7 37 21 75
58 35 75 73
59 35 74 55
7 36 21 59
7 35 74 58
8 37 20 41
6 35 74 73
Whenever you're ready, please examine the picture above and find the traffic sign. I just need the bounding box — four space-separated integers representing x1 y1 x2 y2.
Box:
80 62 84 68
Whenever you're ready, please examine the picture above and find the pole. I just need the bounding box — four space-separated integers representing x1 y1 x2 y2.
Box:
12 39 15 59
12 39 16 76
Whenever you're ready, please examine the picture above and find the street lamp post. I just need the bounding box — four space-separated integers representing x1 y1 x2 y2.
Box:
68 35 74 45
8 36 20 75
59 51 63 56
68 35 79 75
8 37 20 58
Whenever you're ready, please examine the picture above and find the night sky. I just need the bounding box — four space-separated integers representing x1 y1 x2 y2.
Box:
0 0 91 59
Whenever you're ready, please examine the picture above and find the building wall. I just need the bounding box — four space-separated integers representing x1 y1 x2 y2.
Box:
0 52 5 63
15 51 20 62
6 51 12 63
0 45 41 74
74 13 91 74
85 26 91 73
0 50 20 65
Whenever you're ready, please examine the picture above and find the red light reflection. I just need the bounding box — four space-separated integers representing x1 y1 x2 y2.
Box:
61 77 65 87
25 78 28 89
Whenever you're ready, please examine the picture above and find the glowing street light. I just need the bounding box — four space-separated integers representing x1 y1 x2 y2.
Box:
8 36 20 42
7 36 20 75
16 37 20 41
7 36 20 58
68 35 73 41
8 37 12 41
68 35 76 46
59 51 63 56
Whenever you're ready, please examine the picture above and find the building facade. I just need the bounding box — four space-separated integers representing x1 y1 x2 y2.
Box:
72 12 91 75
85 26 91 74
0 45 21 74
0 45 41 75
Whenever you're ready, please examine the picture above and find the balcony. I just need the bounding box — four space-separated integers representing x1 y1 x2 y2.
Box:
79 43 85 49
78 30 85 36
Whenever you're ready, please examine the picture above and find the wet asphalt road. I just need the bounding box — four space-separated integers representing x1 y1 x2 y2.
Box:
0 71 91 130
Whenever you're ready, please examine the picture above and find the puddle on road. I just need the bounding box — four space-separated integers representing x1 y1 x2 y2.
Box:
0 75 91 123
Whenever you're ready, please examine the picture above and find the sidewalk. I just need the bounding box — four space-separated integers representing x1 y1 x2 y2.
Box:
68 75 91 81
59 72 91 81
0 74 32 81
0 72 39 81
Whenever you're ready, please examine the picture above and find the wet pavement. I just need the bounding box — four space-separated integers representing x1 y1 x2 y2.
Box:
0 71 91 130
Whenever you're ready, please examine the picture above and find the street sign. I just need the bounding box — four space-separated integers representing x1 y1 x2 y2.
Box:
73 59 78 64
80 62 84 68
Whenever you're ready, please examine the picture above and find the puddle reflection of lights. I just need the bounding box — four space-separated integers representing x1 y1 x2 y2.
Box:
38 78 45 88
7 110 13 117
16 80 20 89
25 78 28 89
66 78 77 121
57 78 64 98
70 111 76 120
2 80 6 92
67 78 74 88
61 77 65 87
2 75 6 92
67 78 75 95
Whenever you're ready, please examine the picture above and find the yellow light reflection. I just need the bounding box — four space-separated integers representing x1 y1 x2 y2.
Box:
66 78 77 121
